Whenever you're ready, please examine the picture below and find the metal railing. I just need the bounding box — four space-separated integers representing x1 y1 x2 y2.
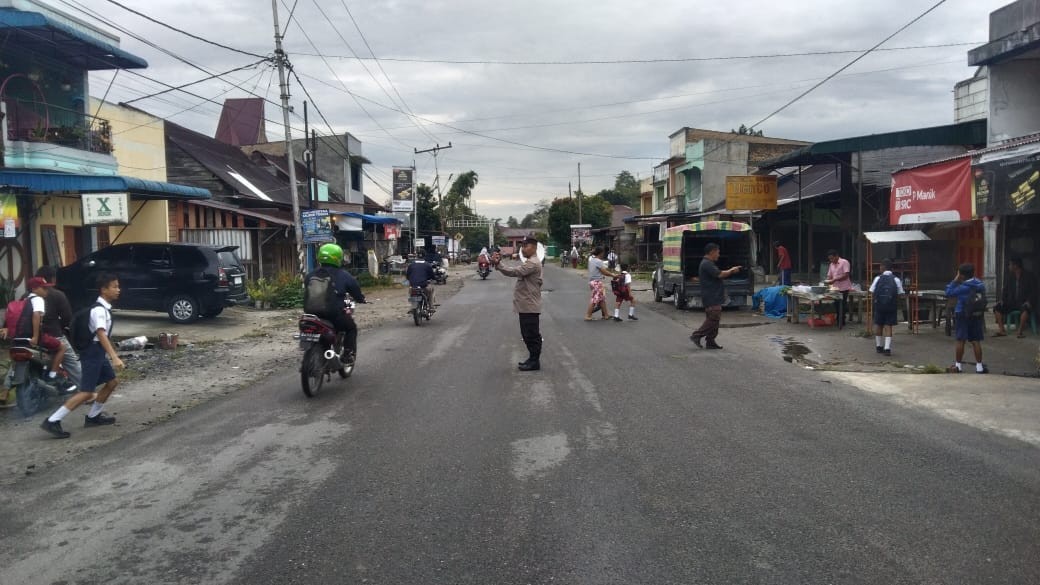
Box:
3 98 113 154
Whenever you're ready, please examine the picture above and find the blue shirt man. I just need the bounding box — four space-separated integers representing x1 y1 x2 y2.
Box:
944 263 987 374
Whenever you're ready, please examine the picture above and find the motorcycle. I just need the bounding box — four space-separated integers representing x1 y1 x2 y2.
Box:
408 286 433 326
294 298 356 398
433 263 448 285
477 256 491 280
6 338 78 417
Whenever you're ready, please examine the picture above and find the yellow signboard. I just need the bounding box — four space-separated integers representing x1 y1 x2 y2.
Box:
725 176 778 210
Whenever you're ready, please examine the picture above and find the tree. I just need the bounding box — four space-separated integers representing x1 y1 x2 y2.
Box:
547 195 613 247
506 216 519 228
614 170 640 207
415 183 439 234
731 124 764 137
436 170 480 232
520 200 550 229
595 188 629 206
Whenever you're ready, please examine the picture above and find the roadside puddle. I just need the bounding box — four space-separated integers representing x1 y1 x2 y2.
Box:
770 336 817 367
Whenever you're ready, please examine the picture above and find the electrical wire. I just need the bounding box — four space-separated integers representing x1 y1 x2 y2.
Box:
292 41 980 65
122 60 270 104
749 0 951 131
101 0 268 59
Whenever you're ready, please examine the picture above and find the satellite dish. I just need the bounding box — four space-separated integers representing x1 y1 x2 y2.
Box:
536 242 546 263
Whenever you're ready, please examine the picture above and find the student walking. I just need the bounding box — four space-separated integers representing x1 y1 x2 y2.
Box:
611 264 637 321
868 259 904 356
40 273 125 439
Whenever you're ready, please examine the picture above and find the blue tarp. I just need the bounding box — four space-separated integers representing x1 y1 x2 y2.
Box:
753 286 788 319
0 171 210 200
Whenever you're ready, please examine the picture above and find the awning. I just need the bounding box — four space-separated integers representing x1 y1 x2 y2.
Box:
191 199 293 227
890 157 972 225
332 212 400 224
863 230 930 244
0 170 211 200
0 9 148 70
759 120 987 169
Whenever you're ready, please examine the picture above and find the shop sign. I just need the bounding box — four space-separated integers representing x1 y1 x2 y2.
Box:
392 167 414 212
725 176 777 210
384 224 399 240
301 209 334 243
431 235 446 246
0 194 19 238
82 193 129 225
890 158 972 225
973 142 1040 216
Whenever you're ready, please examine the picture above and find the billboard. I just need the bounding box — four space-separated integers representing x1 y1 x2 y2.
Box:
392 167 415 212
301 209 334 243
725 176 777 210
973 142 1040 216
890 158 972 225
570 224 592 246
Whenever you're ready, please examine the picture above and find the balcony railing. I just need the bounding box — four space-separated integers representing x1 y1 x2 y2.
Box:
3 98 113 154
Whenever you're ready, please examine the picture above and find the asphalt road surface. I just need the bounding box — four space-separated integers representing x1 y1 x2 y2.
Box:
1 264 1038 584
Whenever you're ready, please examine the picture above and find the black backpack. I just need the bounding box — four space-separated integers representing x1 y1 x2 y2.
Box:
873 274 898 311
69 302 109 352
304 269 340 317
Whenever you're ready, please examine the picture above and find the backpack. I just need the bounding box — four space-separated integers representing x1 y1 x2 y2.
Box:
968 285 987 319
304 268 340 317
4 295 29 337
610 274 622 293
873 274 898 311
69 302 109 352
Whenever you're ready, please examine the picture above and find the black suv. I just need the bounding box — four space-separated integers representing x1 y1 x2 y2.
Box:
56 243 249 323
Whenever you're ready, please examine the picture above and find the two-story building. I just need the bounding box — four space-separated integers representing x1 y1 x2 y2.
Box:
0 0 209 292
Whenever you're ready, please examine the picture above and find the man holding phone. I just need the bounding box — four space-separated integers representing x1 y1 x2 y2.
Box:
690 243 742 350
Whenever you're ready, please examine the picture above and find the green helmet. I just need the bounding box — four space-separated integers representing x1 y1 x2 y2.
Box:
317 243 344 267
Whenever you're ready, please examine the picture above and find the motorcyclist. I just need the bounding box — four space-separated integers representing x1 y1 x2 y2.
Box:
305 243 365 361
424 245 443 266
405 256 437 309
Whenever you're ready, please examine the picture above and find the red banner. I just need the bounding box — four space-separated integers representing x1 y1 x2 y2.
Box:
384 224 399 240
890 158 972 225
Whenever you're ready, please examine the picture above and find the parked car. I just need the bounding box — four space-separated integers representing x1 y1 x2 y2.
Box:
56 243 250 323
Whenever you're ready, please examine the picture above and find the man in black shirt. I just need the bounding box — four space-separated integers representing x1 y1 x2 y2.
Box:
405 258 437 308
690 242 742 350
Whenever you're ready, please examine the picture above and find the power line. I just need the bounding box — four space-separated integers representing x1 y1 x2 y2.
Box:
749 0 951 131
338 0 441 144
292 41 980 65
123 60 270 104
101 0 268 59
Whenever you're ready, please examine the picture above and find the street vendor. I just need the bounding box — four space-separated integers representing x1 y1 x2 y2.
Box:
825 249 853 329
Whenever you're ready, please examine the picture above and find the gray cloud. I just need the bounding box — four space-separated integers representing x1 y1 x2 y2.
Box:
75 0 1004 221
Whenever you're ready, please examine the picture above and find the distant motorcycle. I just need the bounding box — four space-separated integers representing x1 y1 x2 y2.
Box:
408 286 433 326
6 338 78 417
294 298 356 398
477 255 491 280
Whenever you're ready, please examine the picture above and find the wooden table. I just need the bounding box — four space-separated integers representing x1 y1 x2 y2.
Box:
910 290 952 334
785 290 840 324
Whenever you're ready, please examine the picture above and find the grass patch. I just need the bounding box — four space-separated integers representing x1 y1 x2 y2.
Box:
919 364 946 374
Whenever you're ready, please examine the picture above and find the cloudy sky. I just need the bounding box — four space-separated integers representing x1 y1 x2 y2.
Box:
69 0 1007 221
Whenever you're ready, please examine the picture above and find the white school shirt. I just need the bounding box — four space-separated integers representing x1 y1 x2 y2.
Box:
868 271 905 294
27 293 46 314
90 297 113 343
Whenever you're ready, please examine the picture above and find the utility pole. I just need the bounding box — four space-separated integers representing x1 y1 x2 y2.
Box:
577 162 583 223
415 142 452 241
271 0 303 273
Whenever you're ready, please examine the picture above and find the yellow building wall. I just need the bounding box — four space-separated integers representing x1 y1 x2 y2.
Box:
33 197 82 267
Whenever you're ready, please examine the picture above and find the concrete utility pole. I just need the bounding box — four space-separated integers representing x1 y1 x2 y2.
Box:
577 162 583 223
415 143 452 239
271 0 304 273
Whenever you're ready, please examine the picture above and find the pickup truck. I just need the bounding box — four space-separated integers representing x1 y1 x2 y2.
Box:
652 221 756 309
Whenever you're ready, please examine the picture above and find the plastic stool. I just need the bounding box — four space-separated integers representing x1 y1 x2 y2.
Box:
1006 310 1038 335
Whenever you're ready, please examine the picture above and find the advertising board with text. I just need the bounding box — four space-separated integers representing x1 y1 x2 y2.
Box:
570 224 592 246
301 209 334 244
725 176 777 210
973 143 1040 217
392 167 415 212
890 158 972 225
82 193 129 225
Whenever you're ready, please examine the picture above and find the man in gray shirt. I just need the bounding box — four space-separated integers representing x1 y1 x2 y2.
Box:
690 243 742 350
495 236 544 371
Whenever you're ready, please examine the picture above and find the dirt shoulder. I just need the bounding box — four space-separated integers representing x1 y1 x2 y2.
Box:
0 269 466 485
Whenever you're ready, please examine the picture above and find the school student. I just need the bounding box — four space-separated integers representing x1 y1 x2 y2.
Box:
868 259 904 356
41 273 125 439
611 265 638 322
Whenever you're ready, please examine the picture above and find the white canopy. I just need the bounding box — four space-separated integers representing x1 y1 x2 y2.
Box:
863 230 930 243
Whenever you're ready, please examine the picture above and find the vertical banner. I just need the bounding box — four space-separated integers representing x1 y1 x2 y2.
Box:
0 194 19 238
392 167 415 212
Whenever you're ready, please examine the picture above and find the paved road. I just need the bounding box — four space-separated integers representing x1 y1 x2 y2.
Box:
1 264 1038 584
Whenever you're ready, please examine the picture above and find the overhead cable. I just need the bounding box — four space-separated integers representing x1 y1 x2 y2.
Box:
101 0 268 59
